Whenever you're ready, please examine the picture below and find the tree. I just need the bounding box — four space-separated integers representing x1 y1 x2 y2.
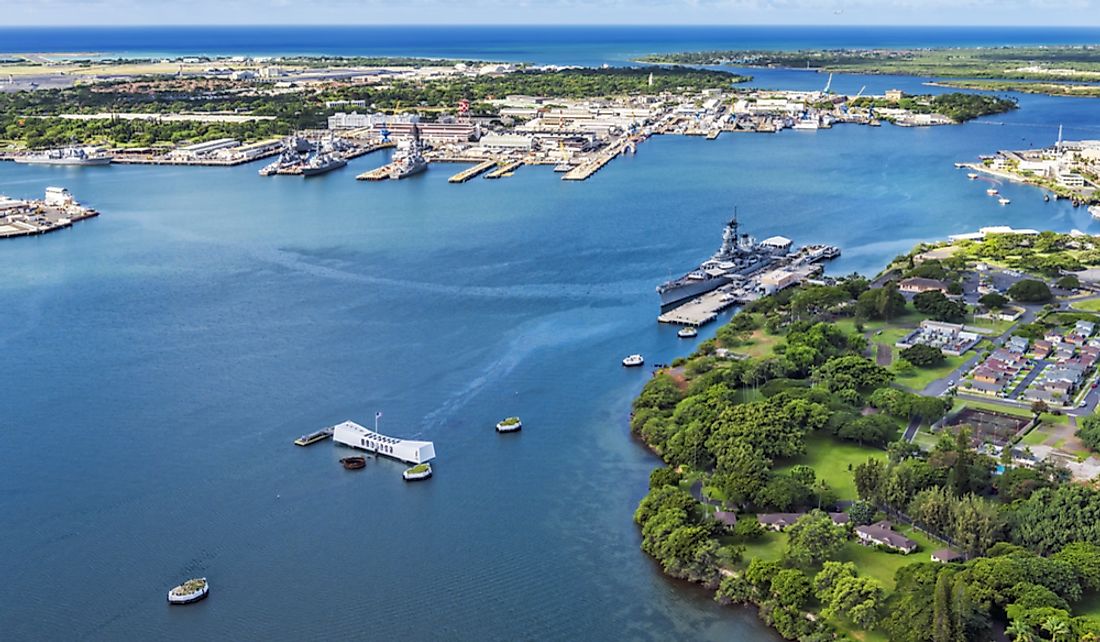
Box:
838 414 898 447
1077 414 1100 452
1031 400 1050 417
785 510 847 566
1012 485 1100 555
847 500 877 526
649 467 681 489
771 569 813 609
1053 542 1100 592
813 561 858 602
856 283 908 320
825 576 886 630
813 355 894 395
854 458 886 502
715 574 754 605
933 569 956 642
1056 274 1080 290
980 292 1009 309
902 344 947 368
733 516 764 541
1007 279 1053 303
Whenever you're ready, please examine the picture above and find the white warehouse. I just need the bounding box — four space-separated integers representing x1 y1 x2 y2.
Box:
332 420 436 464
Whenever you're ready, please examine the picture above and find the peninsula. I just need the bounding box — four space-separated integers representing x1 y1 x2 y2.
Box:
633 228 1100 640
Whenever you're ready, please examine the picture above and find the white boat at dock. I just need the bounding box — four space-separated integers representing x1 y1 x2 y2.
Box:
1090 205 1100 220
999 197 1011 206
967 173 979 180
167 578 209 605
622 354 645 367
677 327 698 339
496 417 522 433
403 463 432 481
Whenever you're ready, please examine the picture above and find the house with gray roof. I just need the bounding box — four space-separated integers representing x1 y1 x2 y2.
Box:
854 520 918 554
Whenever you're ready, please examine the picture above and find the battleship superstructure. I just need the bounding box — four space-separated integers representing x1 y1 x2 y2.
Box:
389 124 428 180
657 216 782 307
14 146 112 166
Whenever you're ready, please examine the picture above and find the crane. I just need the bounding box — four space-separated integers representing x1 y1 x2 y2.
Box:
822 73 833 95
854 85 866 99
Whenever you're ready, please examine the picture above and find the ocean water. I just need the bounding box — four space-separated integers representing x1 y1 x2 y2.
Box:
2 29 1100 641
2 25 1100 66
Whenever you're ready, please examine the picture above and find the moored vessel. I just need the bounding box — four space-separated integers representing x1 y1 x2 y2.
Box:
14 146 112 166
496 417 522 433
301 152 347 177
403 463 432 481
998 197 1011 206
167 578 209 605
678 327 698 339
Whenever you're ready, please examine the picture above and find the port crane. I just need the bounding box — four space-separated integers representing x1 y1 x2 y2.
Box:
822 73 833 95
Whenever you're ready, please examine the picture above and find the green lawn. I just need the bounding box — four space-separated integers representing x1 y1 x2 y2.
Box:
734 530 789 565
1074 591 1100 620
836 524 938 591
775 435 886 500
736 329 783 359
895 352 970 392
1072 299 1100 313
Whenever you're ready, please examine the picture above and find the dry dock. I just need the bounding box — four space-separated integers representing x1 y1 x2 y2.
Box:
449 159 497 183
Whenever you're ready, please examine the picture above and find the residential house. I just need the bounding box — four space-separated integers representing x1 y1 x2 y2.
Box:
855 521 918 554
899 277 948 294
932 549 964 563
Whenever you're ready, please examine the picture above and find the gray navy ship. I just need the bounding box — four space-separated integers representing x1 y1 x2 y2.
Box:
657 216 784 307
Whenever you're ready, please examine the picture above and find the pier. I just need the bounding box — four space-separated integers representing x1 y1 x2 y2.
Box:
485 160 524 179
356 163 398 181
449 159 498 183
562 139 632 181
658 289 744 327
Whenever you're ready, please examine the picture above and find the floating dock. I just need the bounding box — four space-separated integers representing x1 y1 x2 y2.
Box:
485 160 524 179
448 159 497 183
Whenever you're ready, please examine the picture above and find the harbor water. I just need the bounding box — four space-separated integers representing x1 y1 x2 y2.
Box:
3 30 1100 640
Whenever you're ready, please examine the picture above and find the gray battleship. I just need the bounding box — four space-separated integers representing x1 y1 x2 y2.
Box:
657 216 781 307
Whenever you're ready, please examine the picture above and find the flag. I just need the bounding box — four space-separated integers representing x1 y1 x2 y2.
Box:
376 411 383 419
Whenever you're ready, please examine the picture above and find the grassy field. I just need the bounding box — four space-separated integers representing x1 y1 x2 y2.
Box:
835 524 938 591
895 352 970 392
1072 299 1100 312
735 329 783 359
774 435 886 501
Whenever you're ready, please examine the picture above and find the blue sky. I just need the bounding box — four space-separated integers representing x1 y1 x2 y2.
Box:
6 0 1100 26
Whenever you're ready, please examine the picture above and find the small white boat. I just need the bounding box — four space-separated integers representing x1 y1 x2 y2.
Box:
553 163 575 172
403 463 432 481
167 578 209 605
677 327 698 339
999 197 1011 206
987 188 999 196
967 173 979 180
622 354 645 367
496 417 522 433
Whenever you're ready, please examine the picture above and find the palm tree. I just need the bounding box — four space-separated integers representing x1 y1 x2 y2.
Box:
1042 615 1071 642
1004 620 1036 642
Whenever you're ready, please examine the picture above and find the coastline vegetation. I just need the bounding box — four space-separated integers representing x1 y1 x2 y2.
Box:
632 244 1100 641
931 80 1100 98
850 93 1017 123
638 46 1100 83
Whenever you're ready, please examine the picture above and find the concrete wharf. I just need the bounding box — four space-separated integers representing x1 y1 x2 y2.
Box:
449 159 498 183
657 289 744 327
356 163 398 181
562 139 630 181
485 160 524 179
344 141 395 159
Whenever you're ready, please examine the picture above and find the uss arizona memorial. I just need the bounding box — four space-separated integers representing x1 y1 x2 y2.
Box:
332 420 436 464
